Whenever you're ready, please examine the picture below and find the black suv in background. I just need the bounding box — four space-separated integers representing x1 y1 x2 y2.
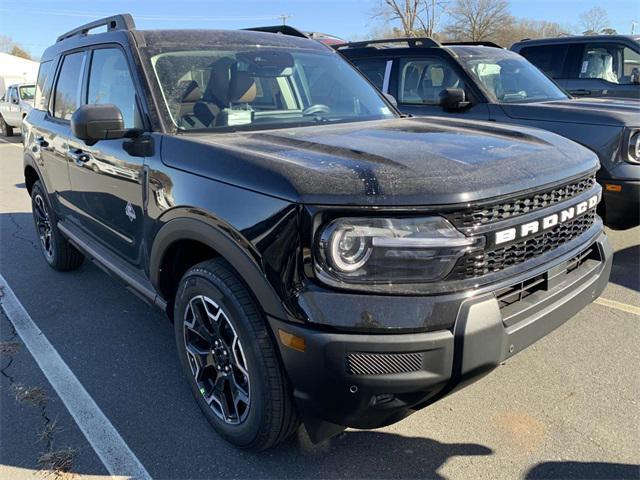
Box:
339 39 640 229
24 15 611 450
511 35 640 99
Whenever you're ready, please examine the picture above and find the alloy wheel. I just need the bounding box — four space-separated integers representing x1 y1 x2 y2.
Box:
183 295 251 425
33 194 54 259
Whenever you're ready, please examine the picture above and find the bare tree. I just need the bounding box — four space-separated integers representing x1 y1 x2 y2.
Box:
0 35 32 59
444 0 513 41
373 0 445 37
579 7 610 36
9 45 32 60
493 19 572 47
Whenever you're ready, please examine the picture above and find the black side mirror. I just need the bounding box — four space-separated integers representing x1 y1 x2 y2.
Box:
384 93 398 108
439 88 471 111
11 98 19 105
71 104 126 145
631 68 640 85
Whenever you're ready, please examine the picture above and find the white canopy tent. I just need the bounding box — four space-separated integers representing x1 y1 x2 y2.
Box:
0 52 39 98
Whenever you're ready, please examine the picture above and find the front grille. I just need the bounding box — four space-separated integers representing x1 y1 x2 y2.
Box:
447 175 596 228
347 352 423 375
449 210 597 280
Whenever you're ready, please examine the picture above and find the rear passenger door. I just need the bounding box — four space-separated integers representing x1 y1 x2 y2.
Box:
66 46 147 265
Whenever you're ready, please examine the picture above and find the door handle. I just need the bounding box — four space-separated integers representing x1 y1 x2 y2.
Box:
570 89 591 96
67 148 92 166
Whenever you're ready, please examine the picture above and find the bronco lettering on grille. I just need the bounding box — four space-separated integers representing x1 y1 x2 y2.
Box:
495 195 599 245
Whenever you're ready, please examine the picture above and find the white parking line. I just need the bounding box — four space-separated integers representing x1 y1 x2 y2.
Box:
0 273 151 480
594 297 640 316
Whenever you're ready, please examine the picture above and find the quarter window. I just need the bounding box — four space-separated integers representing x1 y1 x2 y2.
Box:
87 48 142 129
399 58 464 105
53 52 85 120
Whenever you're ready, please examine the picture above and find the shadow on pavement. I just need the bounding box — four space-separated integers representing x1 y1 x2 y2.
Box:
609 245 640 292
526 461 640 479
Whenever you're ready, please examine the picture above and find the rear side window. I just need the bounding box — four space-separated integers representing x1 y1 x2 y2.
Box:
351 59 389 91
519 44 569 78
53 52 85 120
86 48 142 129
580 43 640 85
34 61 53 111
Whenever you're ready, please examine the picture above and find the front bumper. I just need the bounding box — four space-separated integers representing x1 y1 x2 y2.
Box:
270 232 612 441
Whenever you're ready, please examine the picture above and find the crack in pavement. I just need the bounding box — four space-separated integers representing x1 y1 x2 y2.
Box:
6 213 39 251
0 309 76 478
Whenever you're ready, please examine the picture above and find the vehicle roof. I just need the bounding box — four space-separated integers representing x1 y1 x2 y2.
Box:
42 26 328 61
7 83 35 88
512 35 640 48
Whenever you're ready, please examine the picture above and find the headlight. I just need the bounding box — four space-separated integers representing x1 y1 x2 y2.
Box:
315 217 484 285
627 129 640 164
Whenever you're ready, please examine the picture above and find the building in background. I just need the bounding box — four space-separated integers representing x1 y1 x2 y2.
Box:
0 53 39 99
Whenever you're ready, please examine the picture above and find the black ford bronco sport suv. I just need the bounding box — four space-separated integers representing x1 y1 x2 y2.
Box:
24 15 612 450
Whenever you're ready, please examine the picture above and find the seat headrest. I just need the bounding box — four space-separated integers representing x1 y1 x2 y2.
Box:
180 80 202 103
203 57 237 106
229 70 257 103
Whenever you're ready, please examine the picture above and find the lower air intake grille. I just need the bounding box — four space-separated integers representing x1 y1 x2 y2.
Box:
347 352 423 375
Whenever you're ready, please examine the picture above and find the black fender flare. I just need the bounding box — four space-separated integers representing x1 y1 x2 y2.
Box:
23 151 45 193
149 216 289 320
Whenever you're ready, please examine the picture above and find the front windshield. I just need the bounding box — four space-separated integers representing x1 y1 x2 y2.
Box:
454 48 568 104
19 85 35 100
148 47 395 131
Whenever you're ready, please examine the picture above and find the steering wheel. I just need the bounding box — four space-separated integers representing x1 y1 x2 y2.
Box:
303 104 331 116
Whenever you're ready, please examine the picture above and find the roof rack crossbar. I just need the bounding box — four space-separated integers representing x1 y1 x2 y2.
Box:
244 25 308 39
56 13 136 43
336 37 440 50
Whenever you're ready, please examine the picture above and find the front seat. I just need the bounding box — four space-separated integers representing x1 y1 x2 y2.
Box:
214 70 257 127
193 57 236 127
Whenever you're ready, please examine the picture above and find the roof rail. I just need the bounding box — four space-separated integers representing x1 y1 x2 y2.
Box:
442 41 503 48
244 25 308 39
56 13 135 43
335 37 440 50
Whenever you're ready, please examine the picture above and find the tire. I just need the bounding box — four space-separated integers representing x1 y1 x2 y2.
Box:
0 115 13 137
30 181 84 271
174 258 298 450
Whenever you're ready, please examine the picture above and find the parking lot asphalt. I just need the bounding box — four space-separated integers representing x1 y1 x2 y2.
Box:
1 135 639 480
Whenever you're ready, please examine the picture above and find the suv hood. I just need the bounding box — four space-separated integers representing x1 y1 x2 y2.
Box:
167 117 598 206
500 98 640 127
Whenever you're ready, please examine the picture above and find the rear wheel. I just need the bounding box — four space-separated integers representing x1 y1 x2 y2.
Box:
174 258 298 450
30 181 84 271
0 115 13 137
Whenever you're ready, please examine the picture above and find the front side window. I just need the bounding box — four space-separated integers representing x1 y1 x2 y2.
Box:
9 87 18 103
398 58 464 105
454 48 568 103
53 52 84 120
87 48 142 129
35 61 53 111
145 47 395 131
19 85 35 100
580 43 640 85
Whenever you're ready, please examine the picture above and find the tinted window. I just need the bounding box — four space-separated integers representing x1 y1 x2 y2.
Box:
580 43 640 85
352 59 388 90
53 52 84 120
34 61 54 111
87 48 141 129
519 45 569 78
399 58 464 105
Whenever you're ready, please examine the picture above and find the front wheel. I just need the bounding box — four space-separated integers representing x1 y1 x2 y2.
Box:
174 258 298 450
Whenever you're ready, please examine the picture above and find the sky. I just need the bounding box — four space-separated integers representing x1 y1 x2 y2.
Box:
1 0 639 58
